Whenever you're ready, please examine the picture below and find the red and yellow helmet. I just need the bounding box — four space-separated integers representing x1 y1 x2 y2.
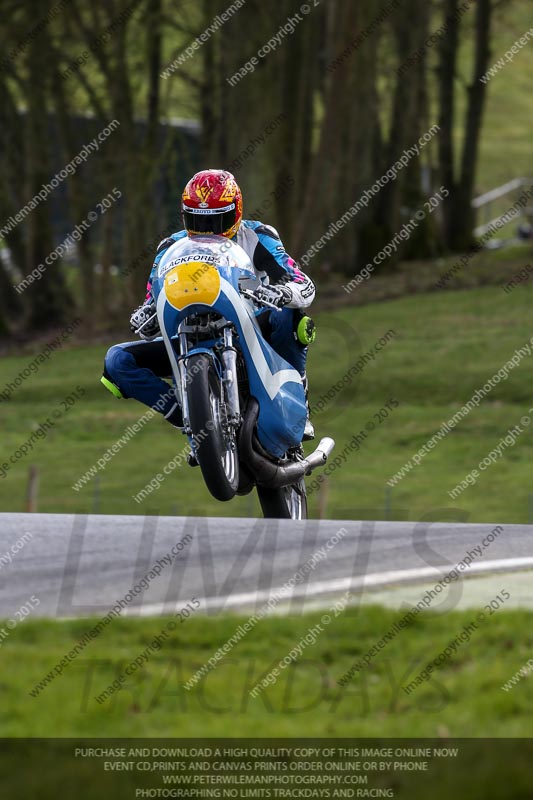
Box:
182 169 243 238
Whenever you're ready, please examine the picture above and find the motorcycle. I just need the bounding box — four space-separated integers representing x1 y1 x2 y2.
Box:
149 234 335 519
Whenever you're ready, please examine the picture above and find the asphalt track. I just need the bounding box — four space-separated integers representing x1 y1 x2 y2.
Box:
0 513 532 618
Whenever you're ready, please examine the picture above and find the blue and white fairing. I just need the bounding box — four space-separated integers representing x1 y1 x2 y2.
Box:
151 235 306 456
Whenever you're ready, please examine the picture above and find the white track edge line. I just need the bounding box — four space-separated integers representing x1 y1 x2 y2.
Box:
123 556 533 617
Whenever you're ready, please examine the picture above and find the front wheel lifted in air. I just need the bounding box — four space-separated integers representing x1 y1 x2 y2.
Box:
186 353 239 502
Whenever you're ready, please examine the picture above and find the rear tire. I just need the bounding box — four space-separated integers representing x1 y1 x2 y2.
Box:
186 354 239 502
257 478 308 519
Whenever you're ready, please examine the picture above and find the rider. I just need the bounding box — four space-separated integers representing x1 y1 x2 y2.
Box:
102 169 316 441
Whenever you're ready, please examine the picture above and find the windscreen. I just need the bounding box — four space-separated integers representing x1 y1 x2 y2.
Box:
157 235 255 280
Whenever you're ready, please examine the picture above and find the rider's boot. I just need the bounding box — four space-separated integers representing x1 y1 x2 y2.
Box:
165 403 198 467
164 402 199 466
164 401 183 429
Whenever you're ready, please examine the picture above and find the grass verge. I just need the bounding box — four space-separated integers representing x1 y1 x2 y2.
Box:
4 605 533 737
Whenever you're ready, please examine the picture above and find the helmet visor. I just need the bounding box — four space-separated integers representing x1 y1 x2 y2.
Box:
183 203 236 235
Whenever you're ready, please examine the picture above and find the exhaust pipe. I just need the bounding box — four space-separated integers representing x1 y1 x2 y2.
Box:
239 399 335 489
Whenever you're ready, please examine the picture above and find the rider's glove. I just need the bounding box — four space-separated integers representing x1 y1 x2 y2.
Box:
130 303 160 340
274 285 293 308
253 284 293 309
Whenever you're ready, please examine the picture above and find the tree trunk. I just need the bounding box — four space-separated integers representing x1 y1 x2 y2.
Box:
202 0 311 234
378 0 431 233
452 0 492 248
26 1 71 330
437 0 493 250
0 75 27 331
48 58 94 331
292 0 385 277
437 0 459 242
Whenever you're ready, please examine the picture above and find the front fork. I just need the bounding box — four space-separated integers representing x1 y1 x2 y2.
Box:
177 323 191 435
176 322 241 434
221 326 240 426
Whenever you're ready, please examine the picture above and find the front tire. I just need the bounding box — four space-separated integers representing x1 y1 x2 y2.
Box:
186 354 239 501
256 478 308 519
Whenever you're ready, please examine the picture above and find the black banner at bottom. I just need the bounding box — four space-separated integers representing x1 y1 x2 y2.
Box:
0 739 531 798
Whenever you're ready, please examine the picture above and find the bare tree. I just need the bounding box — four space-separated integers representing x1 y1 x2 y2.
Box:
438 0 493 249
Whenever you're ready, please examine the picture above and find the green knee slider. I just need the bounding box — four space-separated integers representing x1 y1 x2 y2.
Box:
101 375 124 399
296 315 317 346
